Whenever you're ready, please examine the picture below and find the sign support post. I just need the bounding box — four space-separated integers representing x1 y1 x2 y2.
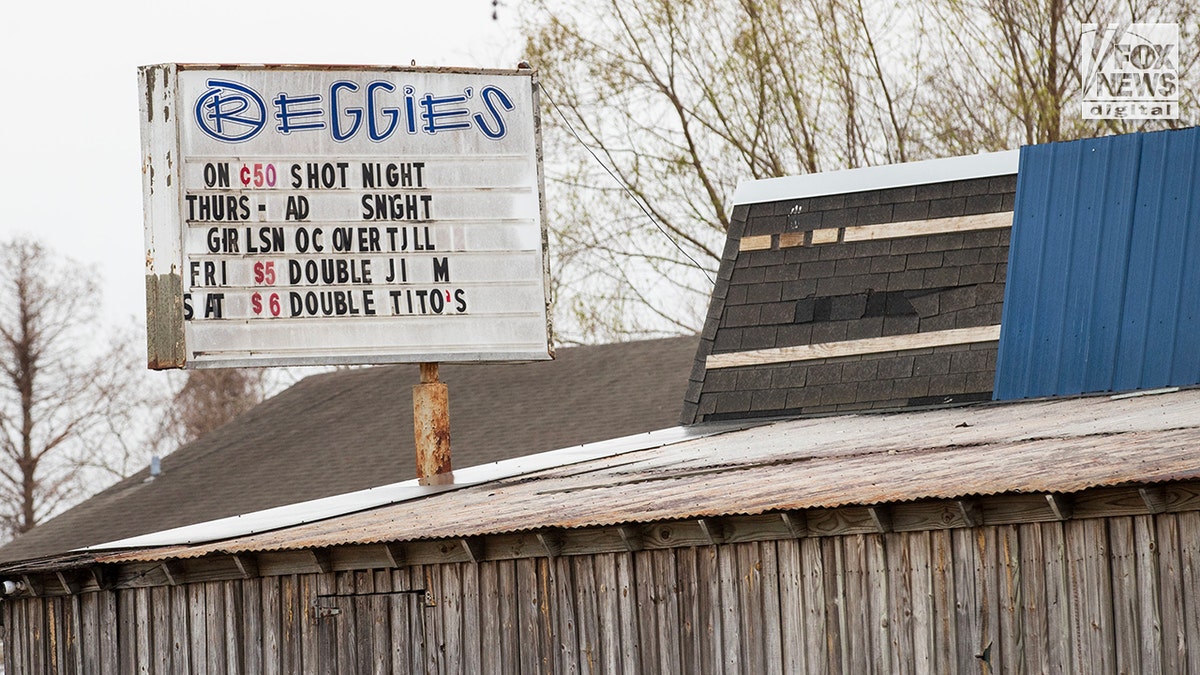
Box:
413 363 452 484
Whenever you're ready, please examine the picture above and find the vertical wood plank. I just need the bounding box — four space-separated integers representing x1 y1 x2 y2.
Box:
1134 515 1164 675
462 562 483 675
371 572 392 675
353 571 375 674
205 582 226 675
824 538 848 673
60 596 73 675
20 598 34 675
57 595 79 675
760 542 784 675
675 547 702 675
134 587 152 674
442 563 466 674
226 582 245 675
906 532 934 675
1177 512 1200 675
1156 514 1187 674
393 566 422 672
1110 517 1141 674
334 573 358 675
717 545 741 673
5 601 18 675
383 570 411 675
151 586 171 674
513 558 544 674
975 528 1001 675
928 530 956 675
259 575 281 675
314 573 336 675
1066 518 1115 674
615 553 642 674
299 574 323 675
241 578 262 675
1017 524 1049 675
479 562 503 675
800 538 829 674
116 590 136 675
45 598 61 675
996 525 1022 675
776 540 805 674
591 555 621 675
11 600 26 675
495 560 519 675
423 565 446 674
1042 522 1073 673
843 535 871 674
48 597 63 675
652 549 682 674
280 575 302 675
572 555 600 674
170 585 192 674
867 534 893 675
34 597 45 675
81 593 99 675
633 550 659 673
69 594 85 675
366 570 390 675
887 533 915 675
695 545 722 675
101 590 120 675
552 555 580 674
951 528 981 673
736 543 766 674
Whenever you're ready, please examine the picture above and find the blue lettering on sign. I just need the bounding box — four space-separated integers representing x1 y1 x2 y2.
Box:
403 86 418 135
274 93 325 134
194 79 267 143
366 81 401 141
420 91 473 134
473 86 513 139
194 78 515 143
329 81 363 142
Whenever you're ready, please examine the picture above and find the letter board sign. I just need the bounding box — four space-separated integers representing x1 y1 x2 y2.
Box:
140 63 553 369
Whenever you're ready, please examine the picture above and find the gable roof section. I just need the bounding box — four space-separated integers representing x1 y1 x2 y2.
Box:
683 151 1019 424
0 337 697 563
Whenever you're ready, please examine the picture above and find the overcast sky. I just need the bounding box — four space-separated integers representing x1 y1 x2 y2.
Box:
1 0 523 325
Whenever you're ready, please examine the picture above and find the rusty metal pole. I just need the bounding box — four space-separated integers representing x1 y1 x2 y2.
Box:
413 362 452 484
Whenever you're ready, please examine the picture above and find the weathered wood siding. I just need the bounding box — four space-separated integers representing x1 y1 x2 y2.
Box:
7 513 1200 673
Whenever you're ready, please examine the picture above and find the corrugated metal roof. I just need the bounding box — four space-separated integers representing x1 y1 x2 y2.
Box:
997 129 1200 398
98 387 1200 564
732 150 1018 205
82 422 754 551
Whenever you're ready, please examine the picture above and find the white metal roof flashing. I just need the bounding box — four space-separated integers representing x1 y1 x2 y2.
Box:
80 421 756 552
732 150 1020 206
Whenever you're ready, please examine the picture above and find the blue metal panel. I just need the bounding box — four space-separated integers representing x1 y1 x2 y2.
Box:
995 128 1200 399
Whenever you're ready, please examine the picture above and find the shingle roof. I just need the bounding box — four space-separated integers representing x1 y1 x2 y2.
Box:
0 337 698 563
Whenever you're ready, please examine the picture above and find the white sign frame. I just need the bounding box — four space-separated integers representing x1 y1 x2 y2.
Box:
140 64 553 369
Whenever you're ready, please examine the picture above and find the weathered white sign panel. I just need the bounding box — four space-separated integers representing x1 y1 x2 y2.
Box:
140 64 553 369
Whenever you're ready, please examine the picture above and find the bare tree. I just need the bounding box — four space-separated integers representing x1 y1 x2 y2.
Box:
918 0 1199 151
156 369 266 446
0 237 147 536
523 0 924 341
521 0 1198 342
